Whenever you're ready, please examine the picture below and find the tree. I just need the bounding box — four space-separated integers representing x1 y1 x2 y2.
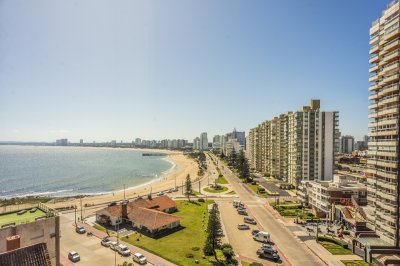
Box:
228 149 237 167
237 150 251 182
203 203 222 262
184 174 192 201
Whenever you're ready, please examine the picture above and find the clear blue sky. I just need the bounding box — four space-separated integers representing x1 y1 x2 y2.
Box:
0 0 389 142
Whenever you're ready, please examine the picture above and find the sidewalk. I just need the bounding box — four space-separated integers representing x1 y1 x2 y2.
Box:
78 222 176 266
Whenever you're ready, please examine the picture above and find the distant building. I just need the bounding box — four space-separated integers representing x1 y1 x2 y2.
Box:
193 137 200 150
80 139 83 145
55 139 68 146
135 138 142 146
200 133 208 150
340 135 354 154
226 128 246 148
224 138 241 157
212 135 222 149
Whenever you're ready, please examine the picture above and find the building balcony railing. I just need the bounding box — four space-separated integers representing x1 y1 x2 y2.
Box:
378 83 399 97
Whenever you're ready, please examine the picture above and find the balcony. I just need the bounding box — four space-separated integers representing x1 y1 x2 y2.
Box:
380 73 400 85
377 107 398 116
376 150 398 157
369 75 379 83
382 27 400 44
378 84 399 97
368 103 378 109
381 39 400 55
380 61 400 76
369 140 398 146
370 129 398 136
370 45 379 54
369 93 378 100
377 179 397 190
369 84 379 91
368 112 378 119
378 95 400 106
368 121 378 128
370 54 380 64
370 64 379 73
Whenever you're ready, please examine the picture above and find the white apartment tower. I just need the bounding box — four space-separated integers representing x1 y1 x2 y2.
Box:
247 100 339 187
200 132 208 150
367 0 400 246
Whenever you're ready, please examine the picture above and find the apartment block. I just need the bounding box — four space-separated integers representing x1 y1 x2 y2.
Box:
247 99 339 187
340 135 355 154
367 0 400 246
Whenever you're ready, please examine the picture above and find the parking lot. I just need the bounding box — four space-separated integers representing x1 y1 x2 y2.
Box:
217 199 283 265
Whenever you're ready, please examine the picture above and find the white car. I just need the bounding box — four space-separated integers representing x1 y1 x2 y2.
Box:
109 241 118 251
68 251 80 262
133 252 147 265
117 244 131 256
237 223 250 230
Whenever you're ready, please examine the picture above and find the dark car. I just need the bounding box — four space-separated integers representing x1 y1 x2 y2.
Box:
108 201 117 207
257 249 279 262
252 229 260 236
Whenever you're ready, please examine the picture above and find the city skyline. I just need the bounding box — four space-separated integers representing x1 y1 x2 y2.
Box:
0 1 389 142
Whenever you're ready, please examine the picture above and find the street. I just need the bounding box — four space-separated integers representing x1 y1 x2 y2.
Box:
209 153 325 266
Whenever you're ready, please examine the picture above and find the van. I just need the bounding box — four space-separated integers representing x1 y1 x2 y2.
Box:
244 216 257 225
237 209 247 215
253 231 270 243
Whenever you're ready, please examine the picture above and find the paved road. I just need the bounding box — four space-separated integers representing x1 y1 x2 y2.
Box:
210 154 324 266
60 211 175 266
257 180 290 196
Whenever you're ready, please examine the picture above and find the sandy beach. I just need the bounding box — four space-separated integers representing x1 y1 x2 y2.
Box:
2 149 199 211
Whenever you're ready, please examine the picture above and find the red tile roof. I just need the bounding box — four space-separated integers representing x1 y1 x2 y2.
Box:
127 207 181 231
148 195 177 211
0 243 52 266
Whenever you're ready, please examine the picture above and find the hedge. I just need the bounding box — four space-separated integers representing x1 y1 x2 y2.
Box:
317 236 348 248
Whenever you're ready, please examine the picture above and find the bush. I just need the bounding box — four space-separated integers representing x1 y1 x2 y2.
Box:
317 236 348 248
192 247 200 251
250 263 263 266
185 253 194 258
342 230 350 235
198 198 205 203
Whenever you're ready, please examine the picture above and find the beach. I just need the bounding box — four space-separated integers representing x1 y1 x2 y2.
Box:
25 149 199 210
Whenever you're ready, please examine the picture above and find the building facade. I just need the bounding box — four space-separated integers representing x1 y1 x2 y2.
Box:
200 132 208 150
366 0 400 246
247 99 339 187
340 135 355 154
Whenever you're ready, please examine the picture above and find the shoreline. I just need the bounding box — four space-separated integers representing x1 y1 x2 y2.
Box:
1 149 199 210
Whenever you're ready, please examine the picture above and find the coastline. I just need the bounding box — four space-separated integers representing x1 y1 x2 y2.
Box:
1 148 199 210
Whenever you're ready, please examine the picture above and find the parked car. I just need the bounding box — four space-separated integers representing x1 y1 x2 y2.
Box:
237 209 247 215
68 251 80 262
172 187 179 192
253 231 270 243
168 188 174 193
75 226 86 234
133 253 147 265
157 192 164 196
101 237 112 247
244 216 257 225
109 241 118 251
251 229 260 236
257 249 280 262
108 201 117 207
117 244 131 256
237 224 250 230
261 243 276 252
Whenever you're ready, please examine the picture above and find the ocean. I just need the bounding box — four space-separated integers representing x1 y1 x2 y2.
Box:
0 145 174 198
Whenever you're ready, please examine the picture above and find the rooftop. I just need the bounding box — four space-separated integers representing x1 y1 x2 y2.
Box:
0 208 47 227
0 243 52 266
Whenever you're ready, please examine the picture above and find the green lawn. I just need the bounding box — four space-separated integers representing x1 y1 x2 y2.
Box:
319 241 352 255
203 186 229 193
0 209 47 226
216 176 228 184
246 184 267 196
122 200 216 266
342 261 373 266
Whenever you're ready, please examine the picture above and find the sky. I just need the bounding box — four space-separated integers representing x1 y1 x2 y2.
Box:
0 0 390 142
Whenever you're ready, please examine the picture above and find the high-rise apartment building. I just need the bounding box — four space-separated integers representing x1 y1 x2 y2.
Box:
247 100 339 187
366 0 400 246
200 132 208 150
340 135 355 154
193 137 200 150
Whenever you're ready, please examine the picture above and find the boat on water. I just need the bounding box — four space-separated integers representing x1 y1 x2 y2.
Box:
142 153 164 156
